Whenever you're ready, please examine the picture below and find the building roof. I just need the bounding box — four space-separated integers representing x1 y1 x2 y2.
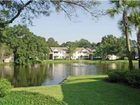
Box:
74 48 93 53
49 47 94 54
50 47 68 52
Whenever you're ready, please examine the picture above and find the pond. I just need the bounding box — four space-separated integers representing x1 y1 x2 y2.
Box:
0 62 138 87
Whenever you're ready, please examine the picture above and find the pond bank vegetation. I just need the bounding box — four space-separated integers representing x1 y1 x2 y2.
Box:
9 75 140 105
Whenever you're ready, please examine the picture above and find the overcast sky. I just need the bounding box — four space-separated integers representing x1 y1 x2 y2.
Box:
27 1 136 44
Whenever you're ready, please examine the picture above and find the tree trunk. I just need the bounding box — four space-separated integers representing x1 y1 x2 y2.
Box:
137 27 140 69
123 8 133 70
13 47 18 65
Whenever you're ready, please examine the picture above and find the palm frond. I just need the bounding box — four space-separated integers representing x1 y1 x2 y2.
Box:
107 8 118 18
129 10 140 27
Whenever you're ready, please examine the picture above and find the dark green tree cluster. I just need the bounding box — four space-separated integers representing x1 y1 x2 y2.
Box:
61 38 96 49
95 35 133 59
46 37 59 47
2 25 48 65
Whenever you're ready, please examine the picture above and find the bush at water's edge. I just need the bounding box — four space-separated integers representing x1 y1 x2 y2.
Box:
107 70 140 88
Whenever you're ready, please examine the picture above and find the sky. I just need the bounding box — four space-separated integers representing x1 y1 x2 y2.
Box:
27 1 136 44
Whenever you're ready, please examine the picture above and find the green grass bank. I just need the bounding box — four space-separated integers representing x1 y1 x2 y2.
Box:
42 60 138 64
12 75 140 105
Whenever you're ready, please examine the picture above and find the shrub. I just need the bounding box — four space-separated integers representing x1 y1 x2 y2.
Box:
125 71 140 88
107 70 126 82
124 57 128 60
0 91 67 105
107 70 140 88
0 78 12 97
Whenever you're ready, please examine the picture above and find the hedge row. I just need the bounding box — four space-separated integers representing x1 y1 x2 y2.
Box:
107 70 140 88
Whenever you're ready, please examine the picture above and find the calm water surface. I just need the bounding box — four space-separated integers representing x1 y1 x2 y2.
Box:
0 63 138 87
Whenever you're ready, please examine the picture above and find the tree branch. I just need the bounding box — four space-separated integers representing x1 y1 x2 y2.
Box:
61 0 91 13
5 0 33 24
60 5 71 20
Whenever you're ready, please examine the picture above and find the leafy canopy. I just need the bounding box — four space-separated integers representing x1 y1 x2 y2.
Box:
3 25 48 65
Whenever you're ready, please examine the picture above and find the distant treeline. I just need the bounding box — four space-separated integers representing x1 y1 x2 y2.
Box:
0 25 137 65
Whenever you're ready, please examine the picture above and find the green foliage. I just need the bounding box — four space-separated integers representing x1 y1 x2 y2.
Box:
67 43 77 59
95 35 126 59
0 78 12 97
108 0 140 70
129 10 140 27
107 70 140 88
3 25 48 65
125 71 140 88
107 8 118 17
77 39 92 48
47 37 59 47
0 0 99 28
61 41 77 47
61 39 95 49
107 70 127 82
0 91 66 105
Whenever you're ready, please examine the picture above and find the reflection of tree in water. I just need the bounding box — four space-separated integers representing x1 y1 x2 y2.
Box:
46 64 54 80
97 63 138 73
94 64 104 74
0 63 139 87
13 64 48 87
0 65 14 82
45 64 67 81
66 63 98 76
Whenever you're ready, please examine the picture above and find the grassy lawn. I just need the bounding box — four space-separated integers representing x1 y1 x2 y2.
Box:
13 75 140 105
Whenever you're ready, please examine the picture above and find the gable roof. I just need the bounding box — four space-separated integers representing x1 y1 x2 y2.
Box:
50 47 68 52
49 47 94 54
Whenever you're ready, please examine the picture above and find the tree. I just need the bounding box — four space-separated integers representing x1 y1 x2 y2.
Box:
61 39 96 49
107 0 140 70
47 37 59 47
95 35 126 59
128 10 140 68
0 0 100 64
117 37 127 58
0 0 99 29
3 25 48 65
91 42 96 49
68 43 77 60
77 39 92 48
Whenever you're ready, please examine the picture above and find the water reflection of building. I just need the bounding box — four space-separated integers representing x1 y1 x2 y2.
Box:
42 64 67 85
68 63 98 76
0 63 135 87
43 63 97 85
0 65 14 81
108 63 117 70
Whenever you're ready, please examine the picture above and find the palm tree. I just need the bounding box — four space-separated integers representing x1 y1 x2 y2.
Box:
129 10 140 68
107 0 140 70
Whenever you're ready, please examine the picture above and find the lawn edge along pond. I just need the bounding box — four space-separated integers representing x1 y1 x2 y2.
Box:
8 75 140 105
42 60 138 64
